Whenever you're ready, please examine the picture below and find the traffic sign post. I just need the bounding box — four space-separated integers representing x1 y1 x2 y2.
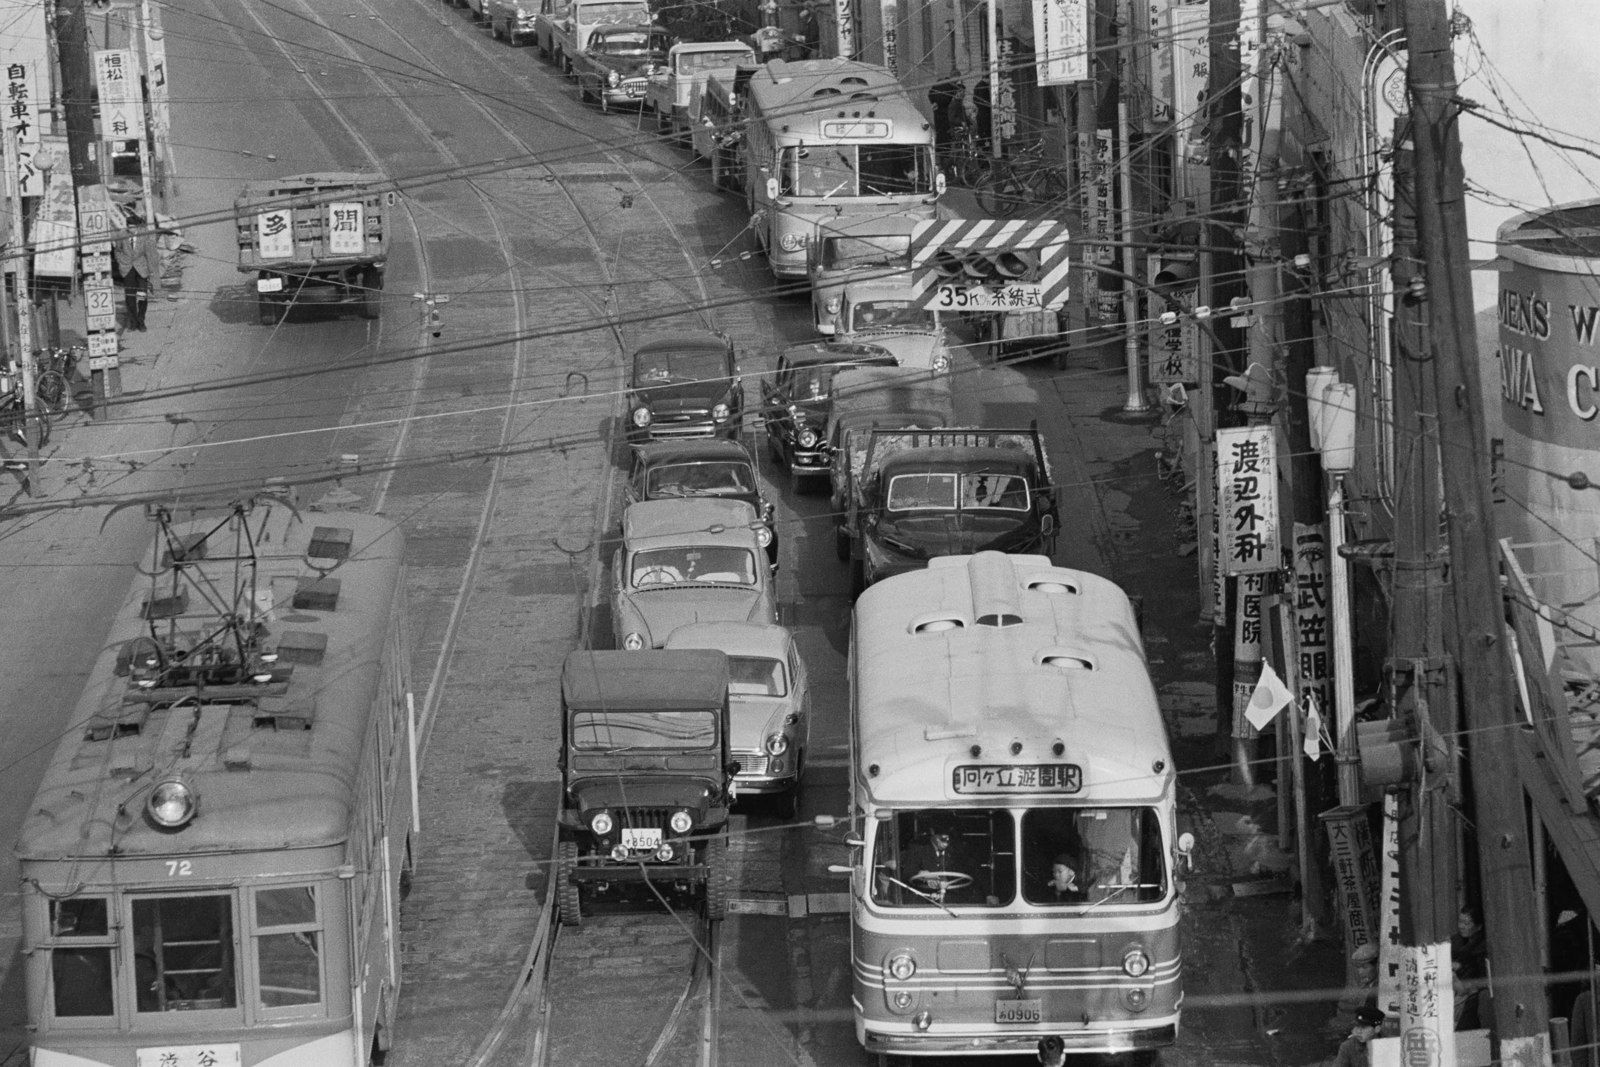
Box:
77 188 120 416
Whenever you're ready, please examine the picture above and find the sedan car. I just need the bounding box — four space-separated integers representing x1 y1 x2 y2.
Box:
628 331 744 443
665 621 810 815
612 498 779 650
575 26 671 112
836 279 954 374
626 439 777 561
487 0 538 43
761 340 896 492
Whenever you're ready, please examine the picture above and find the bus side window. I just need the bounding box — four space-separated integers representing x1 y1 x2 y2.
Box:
871 818 899 904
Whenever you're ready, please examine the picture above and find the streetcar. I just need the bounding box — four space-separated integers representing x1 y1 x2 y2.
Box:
737 58 941 279
836 551 1191 1059
15 499 416 1067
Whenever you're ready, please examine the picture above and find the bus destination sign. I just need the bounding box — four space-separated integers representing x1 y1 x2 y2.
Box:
820 119 892 139
952 763 1082 794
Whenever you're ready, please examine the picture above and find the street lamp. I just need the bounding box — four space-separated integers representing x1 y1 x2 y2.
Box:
1309 370 1361 805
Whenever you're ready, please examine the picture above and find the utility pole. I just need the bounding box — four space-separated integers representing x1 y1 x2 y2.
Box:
56 0 100 187
1402 1 1550 1060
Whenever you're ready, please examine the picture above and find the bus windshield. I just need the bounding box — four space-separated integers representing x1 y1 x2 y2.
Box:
780 144 935 197
870 807 1166 909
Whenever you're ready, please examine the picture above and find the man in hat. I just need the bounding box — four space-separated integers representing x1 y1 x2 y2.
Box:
901 818 976 902
1333 1005 1387 1067
1036 1034 1067 1067
113 216 161 332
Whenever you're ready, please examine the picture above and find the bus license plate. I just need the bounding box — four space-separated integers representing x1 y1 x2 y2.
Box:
622 828 661 850
995 999 1041 1024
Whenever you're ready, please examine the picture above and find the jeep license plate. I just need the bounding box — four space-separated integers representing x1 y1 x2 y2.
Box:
257 277 284 293
995 999 1041 1024
622 828 662 850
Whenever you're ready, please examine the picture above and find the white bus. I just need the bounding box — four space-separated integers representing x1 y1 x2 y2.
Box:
838 551 1189 1059
738 58 941 279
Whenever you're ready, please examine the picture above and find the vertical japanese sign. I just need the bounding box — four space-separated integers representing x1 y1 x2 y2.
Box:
834 0 855 58
33 155 79 277
1291 524 1332 718
256 207 294 260
1320 805 1379 956
1090 128 1118 321
4 60 39 148
1232 572 1268 741
1216 424 1281 575
94 50 145 144
1147 0 1174 121
880 0 897 72
1033 0 1086 85
1167 3 1210 163
994 37 1017 140
1378 791 1403 1018
1399 943 1456 1067
327 202 365 256
1148 291 1198 382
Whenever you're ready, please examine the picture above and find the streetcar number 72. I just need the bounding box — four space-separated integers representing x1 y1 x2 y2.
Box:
164 860 193 877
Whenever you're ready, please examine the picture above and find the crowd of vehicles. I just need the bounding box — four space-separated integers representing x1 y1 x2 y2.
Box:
15 500 415 1067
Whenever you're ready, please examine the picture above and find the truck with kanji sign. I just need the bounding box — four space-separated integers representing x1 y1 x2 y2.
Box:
235 172 388 325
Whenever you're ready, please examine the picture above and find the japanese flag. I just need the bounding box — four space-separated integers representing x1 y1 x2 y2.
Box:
1303 693 1324 761
1244 662 1295 730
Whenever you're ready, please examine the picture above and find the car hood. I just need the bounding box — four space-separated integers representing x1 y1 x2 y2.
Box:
592 54 663 76
571 777 718 815
873 512 1039 559
846 330 941 366
728 696 788 752
623 586 772 643
635 380 733 407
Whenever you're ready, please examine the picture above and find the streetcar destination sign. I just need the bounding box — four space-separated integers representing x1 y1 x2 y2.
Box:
952 763 1081 794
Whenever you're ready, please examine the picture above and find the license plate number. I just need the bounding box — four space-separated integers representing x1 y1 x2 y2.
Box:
622 828 661 849
257 277 284 293
995 999 1041 1024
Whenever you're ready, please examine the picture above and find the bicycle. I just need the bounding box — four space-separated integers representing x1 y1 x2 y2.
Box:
32 347 79 418
0 371 50 448
972 141 1073 219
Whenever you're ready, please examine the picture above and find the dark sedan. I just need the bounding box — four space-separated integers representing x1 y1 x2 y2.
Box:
625 439 778 561
628 332 743 443
760 340 895 493
574 26 671 111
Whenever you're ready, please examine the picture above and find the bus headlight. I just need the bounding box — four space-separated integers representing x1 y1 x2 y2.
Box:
764 733 788 756
590 810 614 836
623 632 646 650
1122 985 1150 1012
886 953 916 981
779 232 805 252
892 990 913 1010
932 352 951 373
148 774 197 829
669 809 695 835
1122 947 1151 977
631 407 652 427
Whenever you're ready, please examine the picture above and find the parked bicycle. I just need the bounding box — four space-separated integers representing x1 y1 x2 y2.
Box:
971 141 1072 219
32 347 79 418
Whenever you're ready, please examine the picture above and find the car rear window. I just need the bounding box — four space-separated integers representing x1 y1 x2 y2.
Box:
646 462 754 496
728 655 787 696
635 346 726 383
632 546 757 585
572 710 717 749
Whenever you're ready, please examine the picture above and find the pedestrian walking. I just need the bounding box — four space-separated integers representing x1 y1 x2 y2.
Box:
1332 1005 1386 1067
1452 905 1488 1029
113 217 161 332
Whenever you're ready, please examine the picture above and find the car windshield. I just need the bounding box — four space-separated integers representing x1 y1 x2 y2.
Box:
780 144 936 197
850 301 935 331
884 472 956 510
822 234 912 270
678 49 754 73
582 1 648 23
634 345 726 384
631 546 757 585
960 472 1030 510
593 30 667 54
884 472 1030 511
571 709 717 750
646 461 755 497
728 655 787 696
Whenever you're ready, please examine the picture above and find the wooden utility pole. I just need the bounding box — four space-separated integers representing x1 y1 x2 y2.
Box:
55 0 100 187
1401 0 1549 1060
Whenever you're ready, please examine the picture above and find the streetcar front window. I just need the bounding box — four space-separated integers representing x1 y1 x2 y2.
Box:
1020 807 1166 906
133 894 238 1011
783 145 856 198
859 144 935 196
255 885 323 1008
871 809 1015 908
49 897 113 1017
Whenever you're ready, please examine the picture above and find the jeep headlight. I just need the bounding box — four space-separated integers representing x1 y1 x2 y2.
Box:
669 809 694 835
623 632 645 650
779 232 805 252
631 406 651 427
798 427 819 448
764 733 788 756
887 953 916 981
711 402 731 422
590 810 614 836
932 351 951 373
1122 947 1152 978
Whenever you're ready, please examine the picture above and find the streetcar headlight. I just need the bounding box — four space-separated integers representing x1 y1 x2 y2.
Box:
825 296 841 313
669 809 695 835
753 524 772 547
764 733 788 756
590 810 614 836
623 632 646 650
1122 947 1151 978
711 402 731 422
147 774 197 829
779 232 805 252
932 352 951 373
632 407 652 427
887 953 916 981
798 428 819 448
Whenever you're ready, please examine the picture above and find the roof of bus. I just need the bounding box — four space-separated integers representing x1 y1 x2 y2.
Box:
745 58 925 127
851 552 1172 807
15 506 407 866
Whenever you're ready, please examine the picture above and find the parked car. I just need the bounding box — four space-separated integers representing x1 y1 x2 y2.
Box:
645 40 758 141
535 0 650 74
835 279 953 373
665 622 810 816
626 439 777 561
807 215 921 334
555 649 737 925
627 331 744 443
612 498 779 650
761 340 896 492
575 25 671 111
487 0 539 43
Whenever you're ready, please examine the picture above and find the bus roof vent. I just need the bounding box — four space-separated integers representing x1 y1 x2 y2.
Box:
292 577 341 611
1038 650 1097 671
969 551 1023 626
307 526 353 561
83 703 150 742
812 86 842 97
1025 577 1080 595
911 615 966 635
840 76 869 85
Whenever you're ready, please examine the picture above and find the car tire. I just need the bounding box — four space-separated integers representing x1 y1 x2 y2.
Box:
850 558 866 598
556 840 582 926
834 521 850 562
704 834 730 921
258 295 284 326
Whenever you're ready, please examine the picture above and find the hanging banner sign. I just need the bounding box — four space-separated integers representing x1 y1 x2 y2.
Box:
880 0 897 72
4 58 40 147
1320 805 1379 956
834 0 855 58
327 202 365 256
1168 4 1210 162
256 209 294 260
1033 0 1087 85
1378 791 1403 1019
1217 423 1281 574
1290 523 1332 716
